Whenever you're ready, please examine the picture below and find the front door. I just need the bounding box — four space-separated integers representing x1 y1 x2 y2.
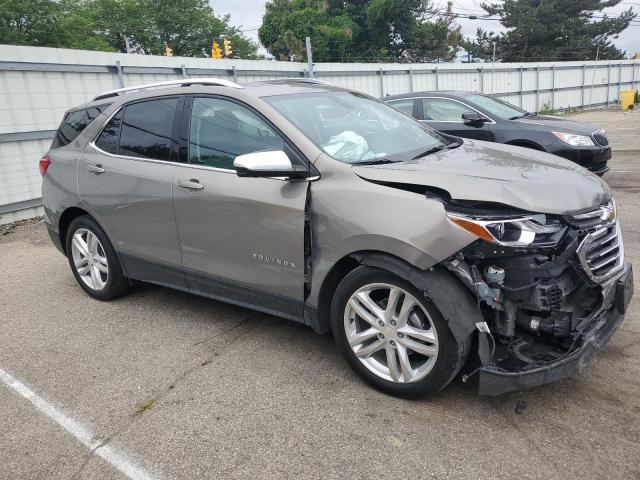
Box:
173 96 308 319
418 97 495 141
78 96 185 286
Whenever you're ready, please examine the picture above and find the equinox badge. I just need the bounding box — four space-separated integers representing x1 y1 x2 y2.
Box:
252 253 296 269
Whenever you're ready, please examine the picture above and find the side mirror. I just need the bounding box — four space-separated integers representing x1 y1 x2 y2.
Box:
462 112 490 124
233 150 308 179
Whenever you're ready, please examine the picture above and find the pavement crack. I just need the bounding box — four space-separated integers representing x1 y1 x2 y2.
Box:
488 398 565 480
70 315 258 480
69 434 121 480
193 316 253 346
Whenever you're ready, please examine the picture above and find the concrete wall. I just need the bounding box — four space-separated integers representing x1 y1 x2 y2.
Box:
1 44 638 224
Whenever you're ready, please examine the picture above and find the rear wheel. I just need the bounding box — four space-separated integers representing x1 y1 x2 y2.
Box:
66 216 129 300
331 266 467 398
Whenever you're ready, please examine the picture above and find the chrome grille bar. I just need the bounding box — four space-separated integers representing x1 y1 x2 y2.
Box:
576 218 624 283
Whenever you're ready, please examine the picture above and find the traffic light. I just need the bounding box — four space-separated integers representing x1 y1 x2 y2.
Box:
164 44 173 57
211 41 222 59
223 38 232 58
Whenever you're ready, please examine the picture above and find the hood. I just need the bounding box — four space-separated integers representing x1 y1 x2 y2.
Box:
352 139 609 215
513 114 600 135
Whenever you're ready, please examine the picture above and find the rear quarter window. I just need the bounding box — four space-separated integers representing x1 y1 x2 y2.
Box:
51 105 109 148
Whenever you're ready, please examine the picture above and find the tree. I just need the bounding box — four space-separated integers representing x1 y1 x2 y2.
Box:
463 0 636 62
0 0 259 58
92 0 259 57
259 0 462 62
259 0 355 61
0 0 112 50
359 0 460 62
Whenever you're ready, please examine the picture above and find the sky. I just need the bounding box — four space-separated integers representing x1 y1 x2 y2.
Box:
211 0 640 58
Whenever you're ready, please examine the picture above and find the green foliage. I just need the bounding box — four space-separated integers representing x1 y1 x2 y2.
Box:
259 0 461 62
463 0 636 62
0 0 259 58
0 0 112 50
259 0 354 61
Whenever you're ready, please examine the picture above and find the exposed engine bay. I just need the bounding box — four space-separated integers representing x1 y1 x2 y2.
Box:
441 198 632 393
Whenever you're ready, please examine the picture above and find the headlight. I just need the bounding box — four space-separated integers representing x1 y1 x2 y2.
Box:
553 131 594 147
447 212 566 247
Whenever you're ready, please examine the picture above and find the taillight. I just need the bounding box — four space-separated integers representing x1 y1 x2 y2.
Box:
39 155 51 176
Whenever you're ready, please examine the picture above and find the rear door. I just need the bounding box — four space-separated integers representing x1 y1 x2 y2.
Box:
417 97 495 141
385 98 417 118
78 96 185 286
172 96 308 319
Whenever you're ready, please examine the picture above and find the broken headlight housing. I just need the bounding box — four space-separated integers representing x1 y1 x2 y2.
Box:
447 212 567 248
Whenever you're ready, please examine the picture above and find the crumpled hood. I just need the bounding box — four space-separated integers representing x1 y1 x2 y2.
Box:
513 114 600 135
352 139 609 215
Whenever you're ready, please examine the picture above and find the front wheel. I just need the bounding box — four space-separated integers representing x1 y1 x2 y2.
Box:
331 266 467 398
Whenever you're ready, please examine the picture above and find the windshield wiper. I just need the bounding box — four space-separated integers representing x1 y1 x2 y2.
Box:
354 158 399 165
510 112 536 120
411 141 461 160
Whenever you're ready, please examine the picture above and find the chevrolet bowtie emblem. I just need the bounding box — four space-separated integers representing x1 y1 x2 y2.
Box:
601 205 616 222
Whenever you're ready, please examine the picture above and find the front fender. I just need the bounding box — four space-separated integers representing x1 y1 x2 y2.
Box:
307 155 476 307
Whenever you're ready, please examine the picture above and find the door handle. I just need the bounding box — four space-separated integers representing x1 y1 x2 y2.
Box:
88 164 105 174
178 179 204 190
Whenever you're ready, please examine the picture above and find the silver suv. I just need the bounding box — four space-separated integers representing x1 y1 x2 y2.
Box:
41 78 633 397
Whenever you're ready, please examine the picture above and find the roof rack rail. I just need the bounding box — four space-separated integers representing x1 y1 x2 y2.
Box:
93 78 242 101
248 78 334 86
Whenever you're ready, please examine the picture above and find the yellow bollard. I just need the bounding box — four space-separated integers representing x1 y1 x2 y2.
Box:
620 90 636 110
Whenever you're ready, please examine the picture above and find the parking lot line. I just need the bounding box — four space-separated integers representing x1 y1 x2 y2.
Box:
0 367 156 480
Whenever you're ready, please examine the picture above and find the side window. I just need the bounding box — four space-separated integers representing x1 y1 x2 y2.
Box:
95 109 123 154
52 105 108 148
189 97 284 170
421 98 475 122
118 98 179 161
387 98 415 116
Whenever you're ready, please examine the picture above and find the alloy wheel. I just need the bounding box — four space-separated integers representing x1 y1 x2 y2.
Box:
70 228 109 291
344 283 439 383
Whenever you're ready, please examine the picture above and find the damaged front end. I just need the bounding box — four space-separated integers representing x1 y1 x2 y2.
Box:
443 199 634 396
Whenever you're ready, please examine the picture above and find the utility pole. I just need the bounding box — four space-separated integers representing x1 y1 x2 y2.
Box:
305 37 314 78
587 46 600 107
491 42 496 95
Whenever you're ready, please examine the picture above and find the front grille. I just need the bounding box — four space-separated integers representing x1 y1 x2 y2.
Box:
576 219 624 283
592 129 609 147
566 199 615 230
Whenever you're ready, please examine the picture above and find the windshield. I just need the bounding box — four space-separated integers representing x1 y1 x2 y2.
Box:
265 91 448 163
467 94 528 119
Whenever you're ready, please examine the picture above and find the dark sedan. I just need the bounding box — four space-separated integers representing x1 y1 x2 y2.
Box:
384 91 611 175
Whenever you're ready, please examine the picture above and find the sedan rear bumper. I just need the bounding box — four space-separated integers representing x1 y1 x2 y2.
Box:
477 263 633 396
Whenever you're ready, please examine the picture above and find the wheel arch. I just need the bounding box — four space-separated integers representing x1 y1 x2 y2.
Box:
58 206 92 255
314 250 482 344
506 139 546 151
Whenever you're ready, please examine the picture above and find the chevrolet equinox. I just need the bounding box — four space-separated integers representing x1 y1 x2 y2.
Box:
41 78 633 397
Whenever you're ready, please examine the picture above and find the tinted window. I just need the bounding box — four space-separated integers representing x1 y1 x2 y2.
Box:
119 98 179 161
421 98 475 122
95 109 123 154
189 97 284 169
467 94 526 119
387 98 414 116
51 105 108 148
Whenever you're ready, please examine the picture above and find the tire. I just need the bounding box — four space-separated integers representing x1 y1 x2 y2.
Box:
65 215 129 300
331 266 468 398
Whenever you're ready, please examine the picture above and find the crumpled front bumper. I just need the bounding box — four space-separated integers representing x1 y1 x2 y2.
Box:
478 263 633 396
